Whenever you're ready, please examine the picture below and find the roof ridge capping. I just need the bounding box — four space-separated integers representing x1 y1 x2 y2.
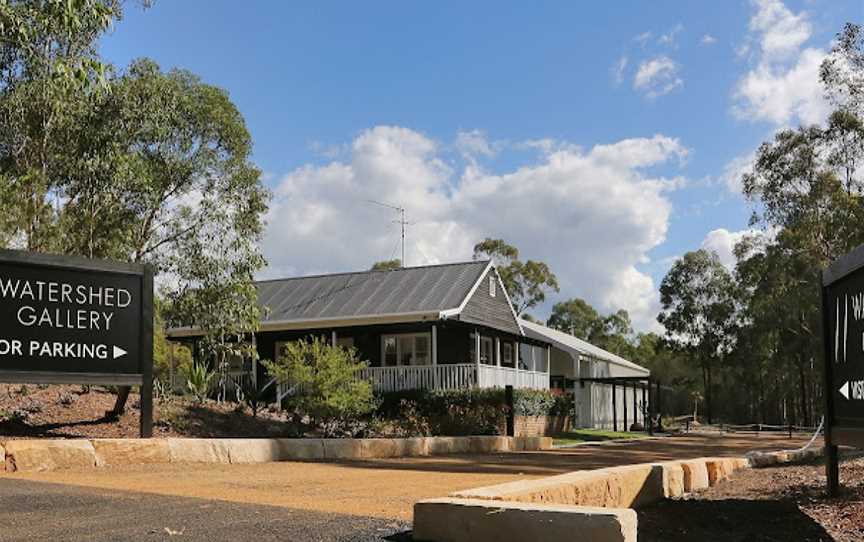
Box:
519 318 649 375
255 259 491 285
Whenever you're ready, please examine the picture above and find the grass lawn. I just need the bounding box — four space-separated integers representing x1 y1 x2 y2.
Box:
553 428 651 446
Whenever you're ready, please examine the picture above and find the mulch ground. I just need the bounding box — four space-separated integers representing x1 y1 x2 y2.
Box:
639 456 864 542
0 384 297 439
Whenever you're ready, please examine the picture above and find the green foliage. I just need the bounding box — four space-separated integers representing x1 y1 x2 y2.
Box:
237 373 266 419
0 4 269 386
185 362 215 403
370 259 402 271
513 388 557 417
658 249 737 424
377 388 569 436
473 238 559 315
649 23 864 426
264 337 375 437
547 298 636 358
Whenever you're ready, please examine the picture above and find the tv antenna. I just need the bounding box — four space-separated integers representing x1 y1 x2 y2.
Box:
368 200 408 267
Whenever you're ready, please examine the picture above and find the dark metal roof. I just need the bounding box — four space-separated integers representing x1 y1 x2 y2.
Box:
257 260 490 323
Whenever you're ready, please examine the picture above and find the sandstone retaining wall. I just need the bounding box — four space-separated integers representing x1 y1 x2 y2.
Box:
0 435 552 473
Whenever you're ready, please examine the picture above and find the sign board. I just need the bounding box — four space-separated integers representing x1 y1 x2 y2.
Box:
0 249 153 436
822 245 864 450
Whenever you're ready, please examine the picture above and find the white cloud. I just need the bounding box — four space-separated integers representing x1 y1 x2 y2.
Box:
721 151 757 195
634 32 653 47
732 0 829 126
700 228 766 270
262 126 689 331
455 129 498 160
747 0 811 62
634 56 683 98
701 34 717 46
612 55 628 86
658 24 684 47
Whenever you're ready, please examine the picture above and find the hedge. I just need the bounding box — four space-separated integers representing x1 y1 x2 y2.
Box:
376 387 572 436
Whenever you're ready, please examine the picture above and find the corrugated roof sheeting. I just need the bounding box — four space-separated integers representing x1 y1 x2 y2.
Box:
520 319 650 376
257 261 489 322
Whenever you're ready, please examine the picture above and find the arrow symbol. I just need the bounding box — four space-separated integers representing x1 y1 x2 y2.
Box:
839 381 850 400
112 346 127 360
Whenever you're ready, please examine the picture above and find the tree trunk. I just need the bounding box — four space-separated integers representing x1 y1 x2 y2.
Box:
705 361 713 425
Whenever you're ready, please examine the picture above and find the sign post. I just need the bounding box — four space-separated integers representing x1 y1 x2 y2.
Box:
0 249 154 437
821 244 864 495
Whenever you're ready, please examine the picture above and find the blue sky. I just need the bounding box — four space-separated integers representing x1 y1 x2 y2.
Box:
100 0 862 330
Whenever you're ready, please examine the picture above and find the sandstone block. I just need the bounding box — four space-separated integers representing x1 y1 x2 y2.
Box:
4 440 97 472
654 462 685 499
413 498 637 542
275 438 325 460
426 437 471 455
359 439 403 458
680 460 710 492
92 439 170 467
166 438 231 464
322 438 363 460
468 436 512 454
222 439 284 464
607 464 665 508
401 437 429 457
513 436 553 451
704 458 735 485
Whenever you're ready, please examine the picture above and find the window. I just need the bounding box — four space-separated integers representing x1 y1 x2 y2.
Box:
501 342 514 368
480 336 494 365
381 333 432 366
383 337 397 366
489 275 496 297
336 336 355 349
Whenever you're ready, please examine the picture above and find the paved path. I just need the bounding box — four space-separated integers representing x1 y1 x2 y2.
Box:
0 478 410 542
1 433 818 540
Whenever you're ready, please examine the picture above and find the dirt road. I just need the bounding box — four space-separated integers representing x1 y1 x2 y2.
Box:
3 433 816 521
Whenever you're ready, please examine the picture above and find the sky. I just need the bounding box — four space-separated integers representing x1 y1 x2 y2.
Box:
100 0 863 332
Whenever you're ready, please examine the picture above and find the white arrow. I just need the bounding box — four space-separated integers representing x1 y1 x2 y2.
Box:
839 381 850 400
112 346 127 360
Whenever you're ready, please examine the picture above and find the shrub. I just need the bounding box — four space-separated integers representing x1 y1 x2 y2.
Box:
513 389 556 417
185 362 215 403
264 337 375 437
376 387 573 436
237 373 266 418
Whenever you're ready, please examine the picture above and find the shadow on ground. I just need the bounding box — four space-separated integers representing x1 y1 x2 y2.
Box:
328 434 820 477
638 498 834 541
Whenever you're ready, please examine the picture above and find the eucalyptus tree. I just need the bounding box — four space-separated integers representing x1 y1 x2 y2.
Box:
0 0 123 250
0 3 270 409
658 249 738 424
472 238 559 315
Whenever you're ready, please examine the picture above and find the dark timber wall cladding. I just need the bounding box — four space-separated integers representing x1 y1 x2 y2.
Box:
458 269 522 336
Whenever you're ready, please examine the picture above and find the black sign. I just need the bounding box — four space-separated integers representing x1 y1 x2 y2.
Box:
822 245 864 456
0 249 153 386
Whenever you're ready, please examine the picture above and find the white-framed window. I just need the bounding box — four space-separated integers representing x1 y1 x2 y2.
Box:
381 333 431 366
501 342 514 368
480 336 494 365
489 275 497 297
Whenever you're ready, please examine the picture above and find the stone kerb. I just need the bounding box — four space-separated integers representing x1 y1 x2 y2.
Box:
1 435 551 472
413 498 637 542
3 439 98 472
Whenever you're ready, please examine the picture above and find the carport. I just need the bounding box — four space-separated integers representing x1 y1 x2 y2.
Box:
520 319 656 432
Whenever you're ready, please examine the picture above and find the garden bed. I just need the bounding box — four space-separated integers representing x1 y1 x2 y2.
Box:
0 384 298 439
638 456 864 541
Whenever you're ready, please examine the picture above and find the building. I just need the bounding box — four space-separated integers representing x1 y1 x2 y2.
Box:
521 319 651 430
168 259 653 427
168 260 552 398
